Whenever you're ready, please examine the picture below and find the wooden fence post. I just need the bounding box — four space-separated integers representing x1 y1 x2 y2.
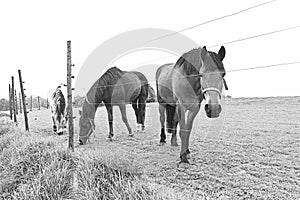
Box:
8 84 12 120
19 93 22 114
15 89 18 115
67 40 74 151
37 96 40 110
18 70 29 131
11 76 17 123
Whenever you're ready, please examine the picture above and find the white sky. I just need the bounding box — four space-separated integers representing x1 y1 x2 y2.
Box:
0 0 299 99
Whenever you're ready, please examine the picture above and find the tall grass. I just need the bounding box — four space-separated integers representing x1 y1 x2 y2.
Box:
0 121 188 200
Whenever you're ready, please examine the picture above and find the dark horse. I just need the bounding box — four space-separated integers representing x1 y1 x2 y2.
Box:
79 67 148 145
50 86 67 135
156 46 228 164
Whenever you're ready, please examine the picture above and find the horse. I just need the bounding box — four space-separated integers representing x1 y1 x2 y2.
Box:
50 86 67 135
156 46 228 164
78 66 149 145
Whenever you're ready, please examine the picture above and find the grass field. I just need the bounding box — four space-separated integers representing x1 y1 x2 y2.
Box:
1 96 300 199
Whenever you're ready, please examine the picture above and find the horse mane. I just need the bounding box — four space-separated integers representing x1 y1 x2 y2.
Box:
173 47 202 75
207 51 226 75
173 47 225 75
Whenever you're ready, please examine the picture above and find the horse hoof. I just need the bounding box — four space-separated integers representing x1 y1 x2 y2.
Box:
159 141 166 146
177 161 190 169
107 135 113 141
57 131 63 136
128 134 134 137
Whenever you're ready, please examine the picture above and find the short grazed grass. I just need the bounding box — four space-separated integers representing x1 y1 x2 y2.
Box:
2 96 299 199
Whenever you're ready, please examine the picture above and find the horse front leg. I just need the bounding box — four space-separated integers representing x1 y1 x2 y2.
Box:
52 115 57 133
119 104 132 136
171 120 179 146
170 106 179 146
159 104 166 144
105 103 114 140
178 106 199 165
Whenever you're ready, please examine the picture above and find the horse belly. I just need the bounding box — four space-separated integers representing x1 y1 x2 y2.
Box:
158 85 176 104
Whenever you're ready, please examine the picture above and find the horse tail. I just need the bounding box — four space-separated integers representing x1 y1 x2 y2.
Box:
166 104 176 133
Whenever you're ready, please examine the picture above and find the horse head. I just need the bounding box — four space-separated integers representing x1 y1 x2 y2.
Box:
78 110 95 145
200 46 227 118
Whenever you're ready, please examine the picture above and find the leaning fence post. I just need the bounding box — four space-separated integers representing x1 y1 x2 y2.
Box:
11 76 17 123
18 70 29 131
67 40 74 151
8 84 12 120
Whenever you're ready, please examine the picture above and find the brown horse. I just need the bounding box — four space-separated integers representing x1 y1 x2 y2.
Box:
79 67 148 145
156 46 228 164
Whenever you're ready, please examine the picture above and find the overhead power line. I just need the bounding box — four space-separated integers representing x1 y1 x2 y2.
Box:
142 0 277 45
209 26 300 48
120 25 300 70
228 61 300 73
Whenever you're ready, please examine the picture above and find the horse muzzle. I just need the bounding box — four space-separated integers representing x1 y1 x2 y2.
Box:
204 104 222 118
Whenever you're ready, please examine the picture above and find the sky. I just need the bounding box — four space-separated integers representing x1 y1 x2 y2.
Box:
0 0 299 99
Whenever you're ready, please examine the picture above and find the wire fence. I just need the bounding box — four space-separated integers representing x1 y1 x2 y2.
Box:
12 0 300 130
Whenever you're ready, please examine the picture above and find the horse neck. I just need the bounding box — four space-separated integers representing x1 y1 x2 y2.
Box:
82 100 96 120
86 80 105 107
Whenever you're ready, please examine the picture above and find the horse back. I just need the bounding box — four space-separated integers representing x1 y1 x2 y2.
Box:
110 72 142 103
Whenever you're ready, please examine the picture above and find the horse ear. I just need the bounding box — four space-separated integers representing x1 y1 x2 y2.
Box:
79 110 82 115
201 46 208 60
218 46 226 61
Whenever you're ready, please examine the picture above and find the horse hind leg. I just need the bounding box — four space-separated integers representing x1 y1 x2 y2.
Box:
171 105 180 146
119 104 133 136
159 104 166 144
138 98 146 131
132 99 141 132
